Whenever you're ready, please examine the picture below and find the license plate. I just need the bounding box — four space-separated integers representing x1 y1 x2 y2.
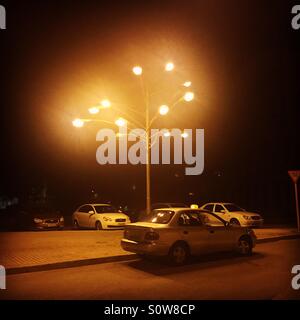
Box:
47 223 57 227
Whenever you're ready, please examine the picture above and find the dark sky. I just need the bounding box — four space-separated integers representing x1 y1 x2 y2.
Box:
0 0 299 216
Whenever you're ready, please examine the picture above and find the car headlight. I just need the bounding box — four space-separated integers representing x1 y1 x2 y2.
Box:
34 218 43 223
60 216 64 222
103 216 112 222
243 215 251 220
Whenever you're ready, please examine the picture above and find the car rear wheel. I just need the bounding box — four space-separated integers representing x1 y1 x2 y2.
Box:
73 220 79 229
237 236 252 256
95 221 103 230
168 242 189 265
230 218 240 226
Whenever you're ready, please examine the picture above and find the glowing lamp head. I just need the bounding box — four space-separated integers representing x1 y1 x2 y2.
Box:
159 105 169 116
115 118 127 127
72 118 84 128
165 62 174 72
132 66 143 76
88 107 99 115
183 92 194 102
183 81 192 88
101 99 111 108
181 132 189 138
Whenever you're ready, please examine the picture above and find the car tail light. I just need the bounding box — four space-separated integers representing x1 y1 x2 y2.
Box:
145 231 159 241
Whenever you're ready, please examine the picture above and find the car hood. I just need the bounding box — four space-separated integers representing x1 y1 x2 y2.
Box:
100 213 129 219
33 212 62 219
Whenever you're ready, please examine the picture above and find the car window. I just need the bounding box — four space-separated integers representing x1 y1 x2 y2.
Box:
78 205 91 213
199 212 225 226
224 204 244 212
94 205 117 213
214 204 224 213
178 211 202 226
204 204 214 211
148 210 174 224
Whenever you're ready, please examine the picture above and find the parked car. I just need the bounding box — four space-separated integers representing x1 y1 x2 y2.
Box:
200 202 264 227
30 210 64 230
121 208 257 265
151 203 189 210
72 204 131 230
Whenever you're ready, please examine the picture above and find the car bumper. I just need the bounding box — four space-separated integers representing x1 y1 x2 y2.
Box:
242 220 264 228
35 222 64 229
121 239 167 256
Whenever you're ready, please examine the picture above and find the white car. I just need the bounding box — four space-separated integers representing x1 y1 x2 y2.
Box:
121 208 257 265
200 203 264 227
72 204 131 230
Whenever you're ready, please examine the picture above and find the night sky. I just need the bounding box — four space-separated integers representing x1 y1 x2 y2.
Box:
0 0 299 220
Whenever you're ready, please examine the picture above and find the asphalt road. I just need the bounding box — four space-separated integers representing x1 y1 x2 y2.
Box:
1 239 300 300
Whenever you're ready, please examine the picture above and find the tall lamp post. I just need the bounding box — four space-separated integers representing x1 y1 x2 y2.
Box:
72 62 194 215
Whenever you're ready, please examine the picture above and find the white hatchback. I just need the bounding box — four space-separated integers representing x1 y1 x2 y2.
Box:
200 203 264 227
72 204 131 230
121 208 257 265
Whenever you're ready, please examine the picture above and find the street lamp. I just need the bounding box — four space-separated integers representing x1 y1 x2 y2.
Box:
159 105 169 116
72 62 195 215
132 66 143 76
115 118 127 127
183 91 194 102
72 118 84 128
101 99 111 108
183 81 192 88
89 107 100 115
165 62 174 72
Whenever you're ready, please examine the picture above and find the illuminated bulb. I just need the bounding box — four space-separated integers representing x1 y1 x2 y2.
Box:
159 105 169 116
115 118 127 127
101 99 111 108
72 118 84 128
183 81 192 88
165 62 174 71
88 107 99 114
181 132 189 138
183 92 194 102
132 66 143 75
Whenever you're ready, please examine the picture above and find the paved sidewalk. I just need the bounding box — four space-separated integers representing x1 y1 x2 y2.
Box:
0 227 299 273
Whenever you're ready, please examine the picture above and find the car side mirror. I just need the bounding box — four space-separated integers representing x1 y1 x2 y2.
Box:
88 211 95 215
220 210 225 213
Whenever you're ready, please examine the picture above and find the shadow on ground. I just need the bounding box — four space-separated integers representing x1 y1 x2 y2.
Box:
125 251 266 276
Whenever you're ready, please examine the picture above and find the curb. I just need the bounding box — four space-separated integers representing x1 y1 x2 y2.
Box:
5 234 300 275
256 234 300 244
6 254 137 275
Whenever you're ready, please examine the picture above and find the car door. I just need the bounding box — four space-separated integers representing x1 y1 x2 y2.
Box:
213 204 228 221
177 210 211 255
75 205 89 226
200 212 235 252
77 205 93 228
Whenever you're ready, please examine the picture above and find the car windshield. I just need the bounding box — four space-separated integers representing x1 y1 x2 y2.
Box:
147 210 175 224
94 205 117 213
225 204 245 212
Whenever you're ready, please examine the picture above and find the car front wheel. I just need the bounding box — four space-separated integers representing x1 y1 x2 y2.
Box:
237 236 252 256
73 220 79 229
230 218 241 226
95 221 103 230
